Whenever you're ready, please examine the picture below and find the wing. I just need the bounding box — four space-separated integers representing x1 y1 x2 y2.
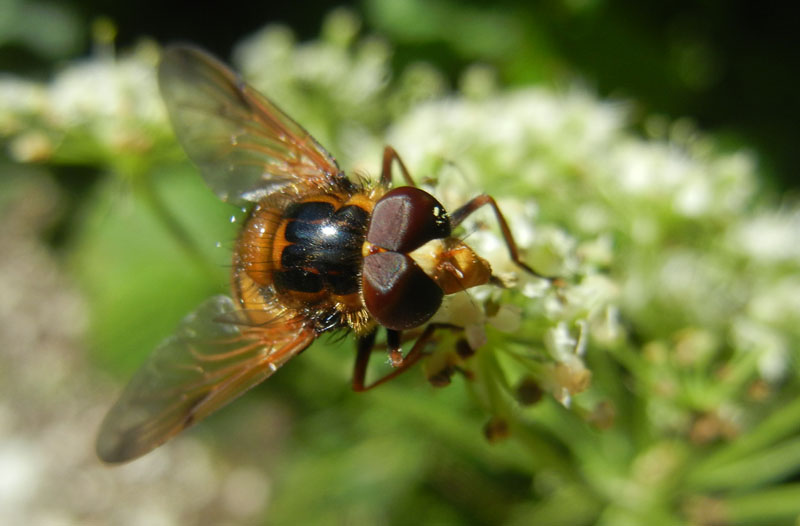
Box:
95 295 316 463
158 45 343 204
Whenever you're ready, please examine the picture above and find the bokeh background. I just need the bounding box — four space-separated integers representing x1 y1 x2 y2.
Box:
5 0 799 190
2 1 800 525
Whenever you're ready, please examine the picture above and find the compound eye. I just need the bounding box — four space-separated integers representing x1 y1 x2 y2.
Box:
366 187 451 253
362 252 443 331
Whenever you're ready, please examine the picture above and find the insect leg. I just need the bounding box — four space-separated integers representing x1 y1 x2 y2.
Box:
386 329 403 367
364 328 426 351
449 194 557 281
352 330 378 392
352 324 442 392
380 146 417 187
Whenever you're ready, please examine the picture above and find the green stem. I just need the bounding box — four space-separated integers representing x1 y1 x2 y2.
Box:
692 396 800 472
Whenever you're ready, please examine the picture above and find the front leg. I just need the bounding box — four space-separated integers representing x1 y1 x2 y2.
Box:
450 194 559 282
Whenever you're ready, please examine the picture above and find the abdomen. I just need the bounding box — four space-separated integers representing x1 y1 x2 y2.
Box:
233 192 375 330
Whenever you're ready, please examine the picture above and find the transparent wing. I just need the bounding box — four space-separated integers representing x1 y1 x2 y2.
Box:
96 295 316 463
158 45 342 204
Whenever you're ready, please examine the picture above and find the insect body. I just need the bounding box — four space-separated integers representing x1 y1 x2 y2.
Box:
95 46 542 464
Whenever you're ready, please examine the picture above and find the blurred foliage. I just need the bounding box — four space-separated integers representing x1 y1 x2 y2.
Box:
2 4 800 526
0 0 80 50
363 0 799 191
5 0 798 186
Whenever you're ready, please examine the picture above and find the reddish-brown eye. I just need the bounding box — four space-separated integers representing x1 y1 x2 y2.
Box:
362 252 443 330
366 187 451 253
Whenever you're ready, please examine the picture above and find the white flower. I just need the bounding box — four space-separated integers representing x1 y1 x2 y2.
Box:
729 209 800 264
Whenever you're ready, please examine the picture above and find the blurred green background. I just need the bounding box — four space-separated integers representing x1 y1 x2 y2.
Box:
4 0 798 190
2 1 800 525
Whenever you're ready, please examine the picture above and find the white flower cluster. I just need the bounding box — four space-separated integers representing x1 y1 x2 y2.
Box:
375 74 799 417
1 43 165 166
379 90 623 403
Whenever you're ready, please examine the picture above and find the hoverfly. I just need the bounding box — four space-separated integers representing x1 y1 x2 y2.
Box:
96 46 548 463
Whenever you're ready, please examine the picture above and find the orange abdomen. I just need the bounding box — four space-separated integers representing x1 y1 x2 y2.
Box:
232 193 374 326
